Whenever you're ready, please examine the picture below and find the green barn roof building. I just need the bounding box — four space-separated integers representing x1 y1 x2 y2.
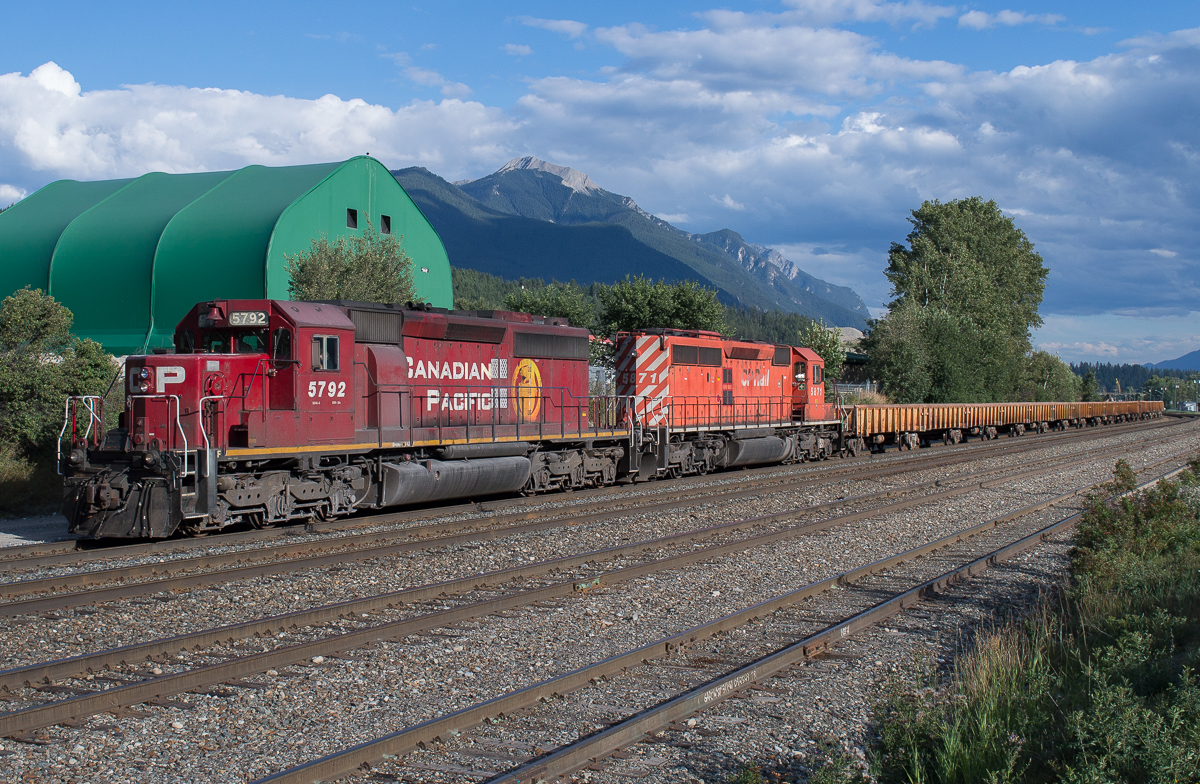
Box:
0 156 453 354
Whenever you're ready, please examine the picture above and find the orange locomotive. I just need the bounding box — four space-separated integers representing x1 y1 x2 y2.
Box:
614 330 843 481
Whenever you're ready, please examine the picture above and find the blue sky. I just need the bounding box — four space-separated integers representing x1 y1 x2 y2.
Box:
2 1 1199 363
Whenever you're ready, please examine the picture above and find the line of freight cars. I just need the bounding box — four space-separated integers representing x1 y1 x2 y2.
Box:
59 299 1164 539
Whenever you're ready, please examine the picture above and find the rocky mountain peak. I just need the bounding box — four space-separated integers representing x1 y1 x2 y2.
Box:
495 156 600 194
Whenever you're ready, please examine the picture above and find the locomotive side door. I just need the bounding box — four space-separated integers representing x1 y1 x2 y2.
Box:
301 329 355 444
269 326 296 410
793 360 808 418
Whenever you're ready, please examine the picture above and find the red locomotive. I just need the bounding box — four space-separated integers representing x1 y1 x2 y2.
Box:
59 298 1163 540
60 300 833 538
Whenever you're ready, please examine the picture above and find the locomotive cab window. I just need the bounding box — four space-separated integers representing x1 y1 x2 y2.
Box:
794 362 807 386
201 331 229 353
236 330 268 353
272 328 293 366
312 335 340 371
814 365 823 384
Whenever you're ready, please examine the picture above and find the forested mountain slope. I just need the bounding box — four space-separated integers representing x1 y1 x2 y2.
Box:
394 159 868 327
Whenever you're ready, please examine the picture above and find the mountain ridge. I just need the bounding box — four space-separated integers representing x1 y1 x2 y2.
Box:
398 157 869 327
1149 349 1200 372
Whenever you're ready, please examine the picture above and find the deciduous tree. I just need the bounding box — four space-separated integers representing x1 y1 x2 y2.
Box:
596 275 725 336
286 223 416 304
868 198 1050 403
503 282 595 330
800 321 847 383
0 288 114 458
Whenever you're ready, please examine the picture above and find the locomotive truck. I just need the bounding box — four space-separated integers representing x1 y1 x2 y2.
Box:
59 299 1163 539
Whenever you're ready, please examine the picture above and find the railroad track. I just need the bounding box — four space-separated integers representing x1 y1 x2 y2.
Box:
0 420 1178 617
0 429 1191 750
249 459 1188 784
0 416 1174 573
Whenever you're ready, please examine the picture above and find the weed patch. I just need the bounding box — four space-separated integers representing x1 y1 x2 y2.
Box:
868 459 1200 783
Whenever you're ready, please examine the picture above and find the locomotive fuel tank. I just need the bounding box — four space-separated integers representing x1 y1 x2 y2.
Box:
378 457 532 507
718 436 793 468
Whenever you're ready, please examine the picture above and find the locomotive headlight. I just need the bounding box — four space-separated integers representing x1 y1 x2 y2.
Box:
138 380 150 393
139 367 151 380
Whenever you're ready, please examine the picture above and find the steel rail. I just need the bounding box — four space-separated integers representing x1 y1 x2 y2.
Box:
486 464 1190 784
0 429 1169 618
251 461 1187 784
1 416 1175 570
0 445 1185 740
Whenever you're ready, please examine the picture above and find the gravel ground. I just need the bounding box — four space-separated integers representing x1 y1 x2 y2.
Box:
0 421 1194 783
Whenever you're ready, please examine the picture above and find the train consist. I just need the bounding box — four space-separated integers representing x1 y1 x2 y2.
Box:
59 299 1164 539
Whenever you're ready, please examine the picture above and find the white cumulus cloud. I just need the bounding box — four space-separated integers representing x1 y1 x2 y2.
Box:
3 13 1200 364
518 17 588 39
0 62 516 182
402 67 473 98
958 10 1066 30
0 183 25 204
504 44 533 57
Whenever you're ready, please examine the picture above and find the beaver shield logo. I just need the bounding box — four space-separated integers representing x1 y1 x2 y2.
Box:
512 358 542 422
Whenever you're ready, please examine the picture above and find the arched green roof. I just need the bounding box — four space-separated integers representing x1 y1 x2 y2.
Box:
149 162 343 348
0 157 453 354
0 178 134 296
49 170 236 352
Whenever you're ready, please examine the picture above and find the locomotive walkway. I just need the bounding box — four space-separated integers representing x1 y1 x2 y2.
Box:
0 418 1194 781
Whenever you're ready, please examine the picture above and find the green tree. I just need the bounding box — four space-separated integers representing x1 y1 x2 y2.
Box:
286 222 416 304
1021 351 1079 401
503 282 595 330
1080 369 1101 402
800 320 847 383
868 198 1049 403
885 196 1047 345
0 288 114 458
596 275 725 335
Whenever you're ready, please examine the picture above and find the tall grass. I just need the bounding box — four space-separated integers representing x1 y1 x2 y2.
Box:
869 459 1200 783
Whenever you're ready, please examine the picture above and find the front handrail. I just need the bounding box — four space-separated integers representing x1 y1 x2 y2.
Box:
57 396 105 475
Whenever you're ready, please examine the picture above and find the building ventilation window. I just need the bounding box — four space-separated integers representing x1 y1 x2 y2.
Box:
380 215 391 234
346 208 358 229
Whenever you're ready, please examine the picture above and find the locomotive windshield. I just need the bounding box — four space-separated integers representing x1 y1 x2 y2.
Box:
200 329 270 354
